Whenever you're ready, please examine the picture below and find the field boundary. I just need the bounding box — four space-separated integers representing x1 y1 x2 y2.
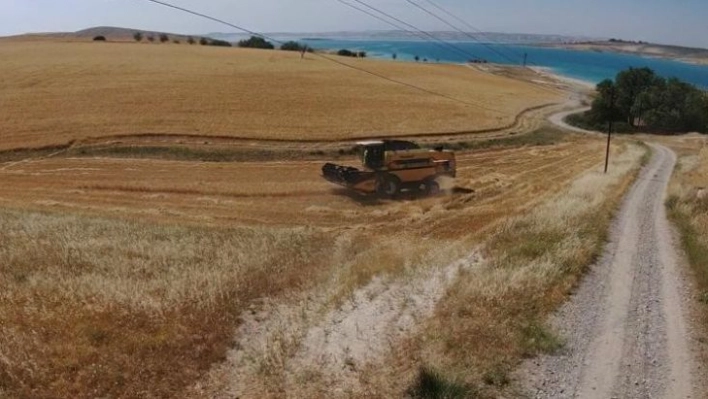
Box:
0 102 561 157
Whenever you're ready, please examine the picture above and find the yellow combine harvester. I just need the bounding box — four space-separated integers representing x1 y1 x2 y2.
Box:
322 140 456 197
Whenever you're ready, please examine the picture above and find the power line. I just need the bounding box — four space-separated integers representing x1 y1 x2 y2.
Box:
405 0 570 96
344 0 485 62
419 0 531 64
334 0 466 58
138 0 506 113
405 0 521 66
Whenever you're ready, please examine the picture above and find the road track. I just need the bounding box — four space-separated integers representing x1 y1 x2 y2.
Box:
521 112 698 398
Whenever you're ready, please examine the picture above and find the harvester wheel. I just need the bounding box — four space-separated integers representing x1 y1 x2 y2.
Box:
377 175 400 197
422 180 441 196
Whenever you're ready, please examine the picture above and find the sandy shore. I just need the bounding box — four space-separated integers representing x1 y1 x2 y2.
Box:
529 66 596 92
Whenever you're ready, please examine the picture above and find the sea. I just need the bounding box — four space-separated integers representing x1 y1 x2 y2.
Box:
299 39 708 89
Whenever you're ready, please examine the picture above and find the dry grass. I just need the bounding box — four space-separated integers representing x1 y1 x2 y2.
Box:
0 129 619 397
391 141 648 397
0 41 561 150
659 134 708 373
0 210 347 398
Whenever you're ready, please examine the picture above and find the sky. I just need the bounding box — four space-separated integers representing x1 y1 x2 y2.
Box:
1 0 707 48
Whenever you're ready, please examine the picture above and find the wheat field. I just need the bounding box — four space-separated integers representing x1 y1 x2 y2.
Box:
0 37 645 399
0 41 561 150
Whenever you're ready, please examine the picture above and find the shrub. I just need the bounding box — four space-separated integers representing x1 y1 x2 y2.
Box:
93 36 106 42
337 49 355 57
173 39 180 44
199 37 209 45
187 36 195 45
133 32 143 42
209 39 232 47
238 36 275 49
280 41 306 52
159 33 169 43
147 36 155 43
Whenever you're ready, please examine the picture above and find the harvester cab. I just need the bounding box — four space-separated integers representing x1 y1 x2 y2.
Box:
322 140 456 197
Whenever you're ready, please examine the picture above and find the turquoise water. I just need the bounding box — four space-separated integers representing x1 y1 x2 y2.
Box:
300 39 708 89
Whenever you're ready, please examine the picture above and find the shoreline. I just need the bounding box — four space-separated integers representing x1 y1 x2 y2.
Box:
527 66 597 91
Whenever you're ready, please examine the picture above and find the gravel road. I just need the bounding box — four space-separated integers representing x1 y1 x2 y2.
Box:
520 118 698 397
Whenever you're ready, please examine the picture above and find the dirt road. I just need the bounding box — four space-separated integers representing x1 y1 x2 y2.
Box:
521 134 698 395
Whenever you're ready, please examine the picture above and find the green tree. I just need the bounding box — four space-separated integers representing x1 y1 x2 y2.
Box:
614 67 659 126
238 36 275 49
280 41 305 51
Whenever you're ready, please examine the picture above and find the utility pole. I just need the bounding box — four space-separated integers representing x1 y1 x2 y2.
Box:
604 89 616 174
604 120 613 174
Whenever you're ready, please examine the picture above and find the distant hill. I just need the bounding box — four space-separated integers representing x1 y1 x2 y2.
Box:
207 30 599 44
539 40 708 65
1 26 202 43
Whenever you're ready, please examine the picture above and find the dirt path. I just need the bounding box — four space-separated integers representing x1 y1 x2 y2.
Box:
521 121 698 397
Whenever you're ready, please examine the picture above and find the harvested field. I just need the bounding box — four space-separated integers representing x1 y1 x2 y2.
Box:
0 41 562 150
0 128 645 398
1 135 604 234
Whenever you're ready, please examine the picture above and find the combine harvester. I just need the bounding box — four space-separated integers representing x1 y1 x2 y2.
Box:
322 140 456 197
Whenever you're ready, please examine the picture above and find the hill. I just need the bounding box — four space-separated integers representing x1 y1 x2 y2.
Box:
1 26 201 43
540 40 708 65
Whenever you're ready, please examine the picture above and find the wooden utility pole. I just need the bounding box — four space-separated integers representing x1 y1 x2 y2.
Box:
604 120 612 174
604 89 616 174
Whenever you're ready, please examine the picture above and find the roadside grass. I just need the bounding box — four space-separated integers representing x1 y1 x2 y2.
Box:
408 142 646 396
667 146 708 305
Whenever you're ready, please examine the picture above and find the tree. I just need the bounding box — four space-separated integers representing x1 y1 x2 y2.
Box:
589 79 622 124
614 67 659 126
147 35 155 43
187 36 196 45
414 55 420 62
159 33 169 43
93 36 106 42
280 41 305 52
238 36 275 49
133 32 143 42
576 67 708 134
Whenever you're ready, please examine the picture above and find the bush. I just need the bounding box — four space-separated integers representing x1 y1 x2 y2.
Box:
337 49 356 57
199 37 209 46
280 41 307 52
159 33 169 43
173 39 180 44
147 36 155 43
209 39 232 47
93 36 106 42
187 36 195 45
238 36 275 49
133 32 143 42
